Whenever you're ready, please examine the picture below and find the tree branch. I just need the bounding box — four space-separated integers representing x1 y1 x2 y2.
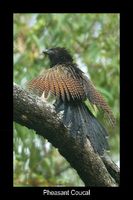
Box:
13 83 119 187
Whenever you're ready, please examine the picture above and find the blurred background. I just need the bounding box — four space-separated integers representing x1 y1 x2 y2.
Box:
13 13 120 186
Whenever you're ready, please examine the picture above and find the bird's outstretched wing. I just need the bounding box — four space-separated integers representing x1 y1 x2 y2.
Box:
26 64 85 102
81 74 116 127
27 64 115 127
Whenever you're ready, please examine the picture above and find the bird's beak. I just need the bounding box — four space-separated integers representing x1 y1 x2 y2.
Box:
40 49 53 57
42 49 49 55
39 49 49 57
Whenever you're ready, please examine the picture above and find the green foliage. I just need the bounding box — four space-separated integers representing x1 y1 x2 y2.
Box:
13 13 119 186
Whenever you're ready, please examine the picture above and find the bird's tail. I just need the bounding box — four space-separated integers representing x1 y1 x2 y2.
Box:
55 100 109 155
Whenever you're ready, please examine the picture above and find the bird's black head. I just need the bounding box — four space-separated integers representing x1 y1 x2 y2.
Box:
42 47 73 67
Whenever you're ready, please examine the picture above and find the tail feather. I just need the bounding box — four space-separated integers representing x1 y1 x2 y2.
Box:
81 103 108 152
55 100 109 155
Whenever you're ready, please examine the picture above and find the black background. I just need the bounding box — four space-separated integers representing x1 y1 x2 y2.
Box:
0 0 131 198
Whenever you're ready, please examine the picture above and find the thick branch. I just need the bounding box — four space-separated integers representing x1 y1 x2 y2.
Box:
13 83 119 187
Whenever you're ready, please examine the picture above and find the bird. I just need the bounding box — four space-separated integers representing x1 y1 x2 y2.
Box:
27 47 115 155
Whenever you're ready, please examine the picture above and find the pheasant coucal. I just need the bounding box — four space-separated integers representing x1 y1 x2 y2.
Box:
27 47 115 155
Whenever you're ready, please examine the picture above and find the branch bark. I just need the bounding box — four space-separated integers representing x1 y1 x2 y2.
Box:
13 83 119 187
